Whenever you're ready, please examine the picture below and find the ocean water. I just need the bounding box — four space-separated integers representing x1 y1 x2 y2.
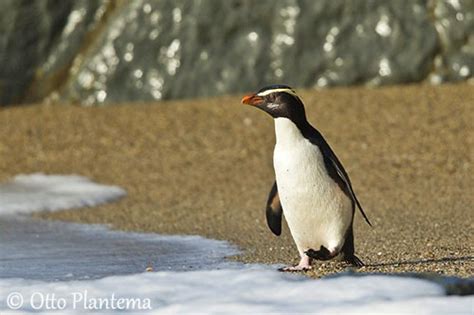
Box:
0 216 239 281
0 174 472 314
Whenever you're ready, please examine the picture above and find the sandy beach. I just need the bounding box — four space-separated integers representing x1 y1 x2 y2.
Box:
1 83 472 277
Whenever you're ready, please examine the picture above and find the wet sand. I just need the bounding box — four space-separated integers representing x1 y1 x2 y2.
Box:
1 83 472 277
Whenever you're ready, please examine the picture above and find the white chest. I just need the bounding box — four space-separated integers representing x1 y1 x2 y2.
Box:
272 118 352 252
273 118 331 205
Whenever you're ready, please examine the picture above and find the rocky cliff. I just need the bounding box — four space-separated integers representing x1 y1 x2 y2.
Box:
0 0 472 106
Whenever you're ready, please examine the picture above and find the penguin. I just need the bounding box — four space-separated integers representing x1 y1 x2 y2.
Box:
241 84 371 271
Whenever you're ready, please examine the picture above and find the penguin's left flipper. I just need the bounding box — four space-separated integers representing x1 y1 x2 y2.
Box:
307 131 372 227
265 181 282 236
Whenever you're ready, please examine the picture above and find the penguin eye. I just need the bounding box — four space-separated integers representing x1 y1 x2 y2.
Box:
270 93 281 102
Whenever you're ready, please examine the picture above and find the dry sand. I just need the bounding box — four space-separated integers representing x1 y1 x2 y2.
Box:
1 83 473 278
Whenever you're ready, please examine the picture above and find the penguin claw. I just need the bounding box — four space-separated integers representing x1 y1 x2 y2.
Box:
278 265 312 272
344 255 365 268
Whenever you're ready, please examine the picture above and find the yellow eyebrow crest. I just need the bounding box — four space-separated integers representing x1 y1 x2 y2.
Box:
257 88 297 97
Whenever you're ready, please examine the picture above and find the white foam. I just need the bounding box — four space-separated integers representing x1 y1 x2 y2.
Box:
0 174 126 215
0 269 471 314
0 174 471 314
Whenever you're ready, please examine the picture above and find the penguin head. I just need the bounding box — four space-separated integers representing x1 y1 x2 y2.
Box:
241 84 306 122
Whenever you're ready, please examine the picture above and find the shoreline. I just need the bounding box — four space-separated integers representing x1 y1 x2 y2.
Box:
1 83 472 277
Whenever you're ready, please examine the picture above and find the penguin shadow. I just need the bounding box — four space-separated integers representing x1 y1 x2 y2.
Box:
364 256 474 268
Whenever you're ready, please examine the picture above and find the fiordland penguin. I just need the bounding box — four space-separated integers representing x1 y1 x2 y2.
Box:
241 85 371 271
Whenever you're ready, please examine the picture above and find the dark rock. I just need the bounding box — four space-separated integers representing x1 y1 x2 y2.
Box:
0 0 107 105
0 0 472 106
430 0 474 83
327 270 474 296
60 0 440 105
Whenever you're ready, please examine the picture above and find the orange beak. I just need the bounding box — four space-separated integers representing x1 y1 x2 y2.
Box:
241 94 264 106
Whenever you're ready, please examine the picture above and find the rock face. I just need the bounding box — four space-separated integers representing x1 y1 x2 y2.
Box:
0 0 108 105
0 0 472 106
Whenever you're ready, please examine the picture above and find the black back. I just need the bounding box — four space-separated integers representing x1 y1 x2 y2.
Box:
300 122 372 227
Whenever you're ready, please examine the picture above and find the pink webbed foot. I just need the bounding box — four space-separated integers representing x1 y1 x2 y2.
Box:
278 255 312 272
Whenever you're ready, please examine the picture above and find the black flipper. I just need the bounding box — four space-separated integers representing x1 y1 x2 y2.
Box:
265 181 282 236
342 225 365 267
304 127 372 227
